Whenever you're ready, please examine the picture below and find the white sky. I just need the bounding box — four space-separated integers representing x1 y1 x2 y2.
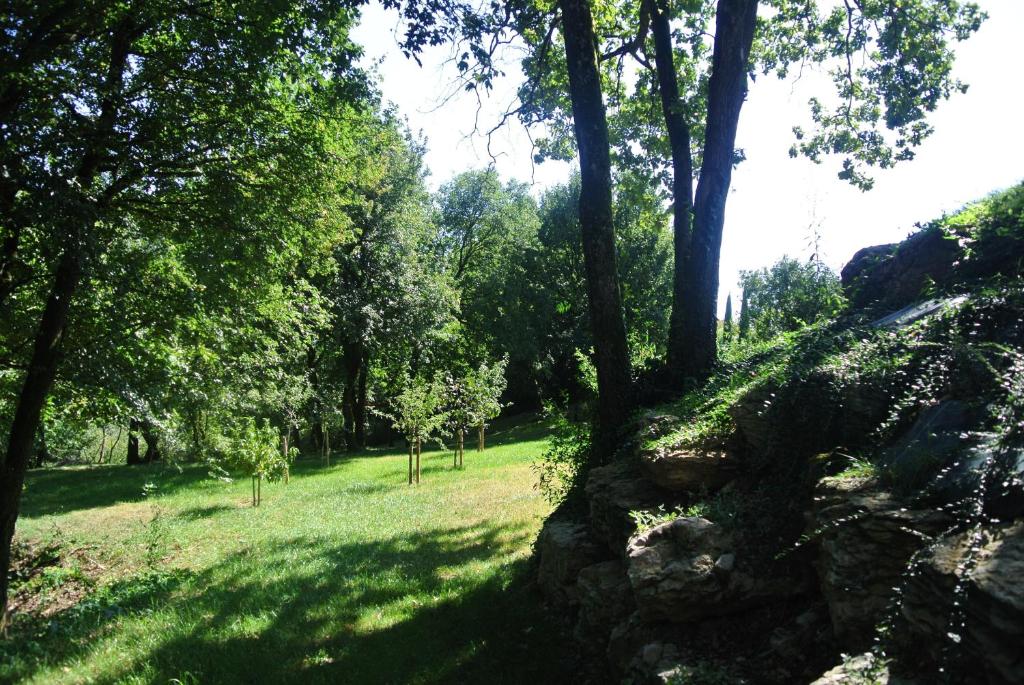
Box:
352 0 1024 315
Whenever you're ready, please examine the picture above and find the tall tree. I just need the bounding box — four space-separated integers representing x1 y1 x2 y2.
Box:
558 0 635 455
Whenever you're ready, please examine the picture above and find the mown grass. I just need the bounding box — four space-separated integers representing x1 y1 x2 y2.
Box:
3 417 576 684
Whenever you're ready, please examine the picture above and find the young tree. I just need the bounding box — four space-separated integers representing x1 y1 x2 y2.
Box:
464 358 509 453
222 419 295 507
381 376 448 484
722 293 734 343
738 287 751 341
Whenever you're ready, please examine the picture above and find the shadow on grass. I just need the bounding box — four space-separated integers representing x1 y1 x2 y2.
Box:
20 463 212 519
4 521 582 685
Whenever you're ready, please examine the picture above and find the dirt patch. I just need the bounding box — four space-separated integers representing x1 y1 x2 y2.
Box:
6 538 107 620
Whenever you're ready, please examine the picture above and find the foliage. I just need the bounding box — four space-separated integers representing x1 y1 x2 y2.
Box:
738 256 845 342
216 419 295 506
380 375 449 445
533 406 591 505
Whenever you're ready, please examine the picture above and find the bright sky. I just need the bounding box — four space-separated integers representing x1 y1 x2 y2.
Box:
352 0 1024 315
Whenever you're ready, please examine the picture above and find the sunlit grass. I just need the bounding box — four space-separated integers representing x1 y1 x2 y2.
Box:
5 417 574 684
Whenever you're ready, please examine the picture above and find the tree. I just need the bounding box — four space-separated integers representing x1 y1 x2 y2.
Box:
221 418 295 507
722 293 734 343
486 0 983 382
737 256 844 340
0 0 370 623
464 358 509 453
738 287 751 341
556 0 636 457
380 375 448 484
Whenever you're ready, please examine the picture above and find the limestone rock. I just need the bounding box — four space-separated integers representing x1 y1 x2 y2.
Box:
574 560 634 641
536 516 606 607
900 523 1024 685
625 517 792 624
585 459 667 555
638 447 738 493
811 476 951 651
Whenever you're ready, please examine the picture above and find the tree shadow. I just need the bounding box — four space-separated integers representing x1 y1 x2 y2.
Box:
19 463 213 518
6 520 582 684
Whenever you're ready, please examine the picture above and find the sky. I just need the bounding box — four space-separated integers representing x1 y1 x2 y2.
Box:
351 0 1024 315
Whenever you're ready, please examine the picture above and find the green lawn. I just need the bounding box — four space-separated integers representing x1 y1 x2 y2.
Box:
3 418 576 684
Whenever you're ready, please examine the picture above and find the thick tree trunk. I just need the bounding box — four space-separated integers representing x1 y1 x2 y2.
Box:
127 418 142 465
677 0 758 379
0 245 82 626
142 420 160 463
647 0 697 383
559 0 635 458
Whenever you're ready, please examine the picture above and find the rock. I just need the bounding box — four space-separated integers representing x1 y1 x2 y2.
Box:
841 226 960 310
899 523 1024 685
869 296 966 329
879 400 978 495
810 653 889 685
574 560 634 641
585 459 668 555
626 517 794 624
730 386 776 456
535 516 606 607
638 447 738 493
811 476 951 651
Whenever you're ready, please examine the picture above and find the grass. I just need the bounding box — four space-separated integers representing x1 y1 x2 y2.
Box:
3 416 576 684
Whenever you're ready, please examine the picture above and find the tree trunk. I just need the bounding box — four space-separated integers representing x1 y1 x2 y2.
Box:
647 0 697 384
142 420 160 463
127 418 142 465
31 424 50 469
281 433 290 484
108 426 122 464
97 425 108 464
458 428 464 469
478 424 484 452
355 350 369 449
0 244 82 627
559 0 635 458
677 0 758 379
408 439 414 485
252 476 257 507
257 475 262 507
415 437 421 484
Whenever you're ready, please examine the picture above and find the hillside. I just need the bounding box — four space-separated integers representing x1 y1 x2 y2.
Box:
536 184 1024 684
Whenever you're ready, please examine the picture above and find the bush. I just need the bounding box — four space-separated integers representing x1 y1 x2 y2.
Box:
738 257 845 342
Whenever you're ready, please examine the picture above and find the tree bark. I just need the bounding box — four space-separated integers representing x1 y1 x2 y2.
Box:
677 0 758 379
142 420 160 463
408 439 414 485
458 428 464 468
559 0 635 458
0 244 82 626
647 0 697 384
355 350 368 448
127 417 142 465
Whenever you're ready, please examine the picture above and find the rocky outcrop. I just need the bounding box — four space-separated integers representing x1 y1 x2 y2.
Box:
899 523 1024 685
536 517 606 607
638 447 738 493
841 227 959 310
574 560 634 640
626 517 795 624
585 459 668 555
811 476 951 651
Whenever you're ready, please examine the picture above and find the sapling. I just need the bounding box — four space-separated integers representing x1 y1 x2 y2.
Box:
377 375 448 484
224 418 295 506
464 358 508 453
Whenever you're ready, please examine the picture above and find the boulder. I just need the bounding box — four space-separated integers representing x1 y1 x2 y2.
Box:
841 227 960 310
574 560 634 641
811 476 951 651
536 516 606 607
899 523 1024 685
638 447 738 493
586 459 668 555
626 517 792 624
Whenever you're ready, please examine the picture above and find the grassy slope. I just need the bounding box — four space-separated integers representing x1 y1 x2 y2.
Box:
5 418 575 684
